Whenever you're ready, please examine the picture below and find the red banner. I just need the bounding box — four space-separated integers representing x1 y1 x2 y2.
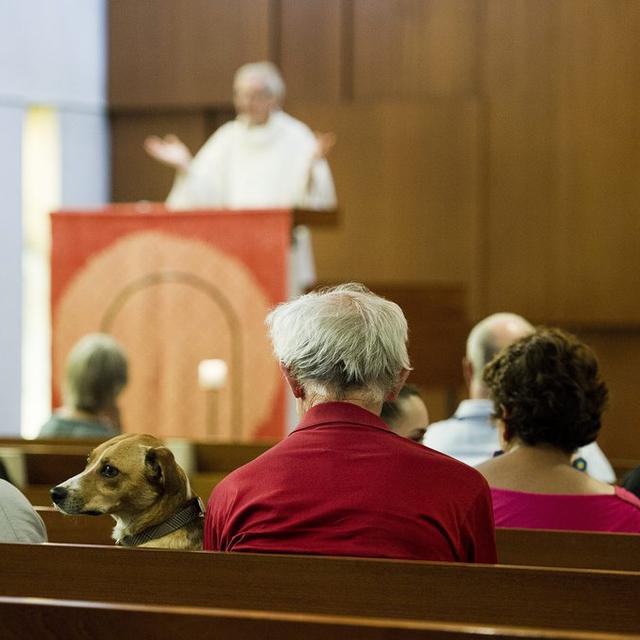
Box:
51 204 289 441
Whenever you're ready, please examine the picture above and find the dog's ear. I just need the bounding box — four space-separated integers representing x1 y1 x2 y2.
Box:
144 447 184 497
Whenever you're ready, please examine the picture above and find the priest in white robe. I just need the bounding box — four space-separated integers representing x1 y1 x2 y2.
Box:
144 61 337 294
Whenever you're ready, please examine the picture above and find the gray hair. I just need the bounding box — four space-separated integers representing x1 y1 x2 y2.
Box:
234 61 285 102
266 283 411 403
466 313 534 384
63 333 128 413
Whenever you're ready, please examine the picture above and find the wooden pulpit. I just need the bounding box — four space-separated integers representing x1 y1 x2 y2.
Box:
50 204 336 441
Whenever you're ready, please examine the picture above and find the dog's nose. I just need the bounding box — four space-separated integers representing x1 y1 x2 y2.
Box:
50 485 68 504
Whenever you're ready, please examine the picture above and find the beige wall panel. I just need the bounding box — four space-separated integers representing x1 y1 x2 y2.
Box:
279 0 343 101
573 329 640 462
480 0 640 324
288 100 479 285
480 0 559 320
552 1 640 324
109 0 271 107
111 112 209 203
353 0 479 99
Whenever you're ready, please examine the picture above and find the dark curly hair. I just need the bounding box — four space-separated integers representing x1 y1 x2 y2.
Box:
483 328 608 453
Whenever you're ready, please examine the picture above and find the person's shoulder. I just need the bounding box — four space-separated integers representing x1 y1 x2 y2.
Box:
0 479 36 512
399 435 485 482
274 111 315 139
38 414 65 437
614 486 640 510
0 478 23 499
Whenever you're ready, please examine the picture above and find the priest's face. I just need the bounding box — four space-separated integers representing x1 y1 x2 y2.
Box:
234 74 277 126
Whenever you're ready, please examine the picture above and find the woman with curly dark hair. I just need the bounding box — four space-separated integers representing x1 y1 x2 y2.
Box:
476 328 640 532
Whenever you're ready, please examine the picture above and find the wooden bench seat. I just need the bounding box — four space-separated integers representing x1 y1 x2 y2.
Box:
34 507 640 572
1 543 638 634
0 596 636 640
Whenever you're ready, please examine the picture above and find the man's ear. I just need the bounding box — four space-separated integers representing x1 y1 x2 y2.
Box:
279 363 305 399
385 368 411 402
462 357 473 389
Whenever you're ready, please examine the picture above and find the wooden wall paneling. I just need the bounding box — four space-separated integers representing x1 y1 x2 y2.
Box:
288 99 480 286
552 1 640 324
279 0 344 102
109 0 271 108
480 0 640 324
571 328 640 462
480 0 560 320
110 112 210 203
352 0 480 99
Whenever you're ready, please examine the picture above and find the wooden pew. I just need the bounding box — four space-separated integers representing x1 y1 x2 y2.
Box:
1 438 273 506
496 528 640 571
36 507 114 545
35 508 640 573
1 543 639 634
0 596 635 640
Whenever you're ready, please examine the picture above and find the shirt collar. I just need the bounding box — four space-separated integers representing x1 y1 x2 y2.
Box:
454 398 495 420
291 401 391 435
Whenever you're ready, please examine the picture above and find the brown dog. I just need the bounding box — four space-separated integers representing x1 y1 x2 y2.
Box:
50 433 203 550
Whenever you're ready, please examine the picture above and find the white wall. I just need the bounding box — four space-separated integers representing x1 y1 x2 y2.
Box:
0 0 109 434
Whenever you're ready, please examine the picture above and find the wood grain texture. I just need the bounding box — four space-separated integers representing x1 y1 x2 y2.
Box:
1 544 639 633
2 597 632 640
495 528 640 572
480 0 640 324
287 99 480 286
279 0 343 101
109 0 271 107
353 0 480 98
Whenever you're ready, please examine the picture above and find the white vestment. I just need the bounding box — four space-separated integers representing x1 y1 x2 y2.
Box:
166 111 337 294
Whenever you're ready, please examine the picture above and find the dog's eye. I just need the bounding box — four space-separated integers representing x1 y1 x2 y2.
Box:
101 464 119 478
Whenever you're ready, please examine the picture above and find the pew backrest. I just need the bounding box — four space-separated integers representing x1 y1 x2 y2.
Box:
1 543 639 634
0 596 636 640
34 509 640 574
496 527 640 571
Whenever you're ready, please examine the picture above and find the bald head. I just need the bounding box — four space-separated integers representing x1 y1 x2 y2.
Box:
465 313 533 398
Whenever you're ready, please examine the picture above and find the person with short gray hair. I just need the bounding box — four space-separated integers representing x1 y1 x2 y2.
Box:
204 284 497 563
424 313 615 481
39 333 128 438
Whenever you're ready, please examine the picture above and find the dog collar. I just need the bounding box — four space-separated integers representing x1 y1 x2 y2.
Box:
117 497 204 547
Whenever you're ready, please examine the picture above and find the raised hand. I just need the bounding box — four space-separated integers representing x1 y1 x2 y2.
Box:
143 134 192 172
313 131 337 161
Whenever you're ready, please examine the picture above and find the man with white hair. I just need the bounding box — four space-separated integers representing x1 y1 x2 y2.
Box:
145 61 337 292
204 284 497 563
145 61 336 210
423 313 616 482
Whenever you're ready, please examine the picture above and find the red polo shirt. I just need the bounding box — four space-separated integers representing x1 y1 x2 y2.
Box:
204 402 496 563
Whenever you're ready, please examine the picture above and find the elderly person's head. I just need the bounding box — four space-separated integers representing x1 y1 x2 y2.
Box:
233 61 285 126
63 333 128 416
266 283 411 415
464 313 534 399
483 328 608 454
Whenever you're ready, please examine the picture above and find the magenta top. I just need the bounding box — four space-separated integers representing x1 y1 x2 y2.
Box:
491 485 640 533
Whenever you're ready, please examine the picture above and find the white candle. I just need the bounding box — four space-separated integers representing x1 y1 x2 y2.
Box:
198 359 228 390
